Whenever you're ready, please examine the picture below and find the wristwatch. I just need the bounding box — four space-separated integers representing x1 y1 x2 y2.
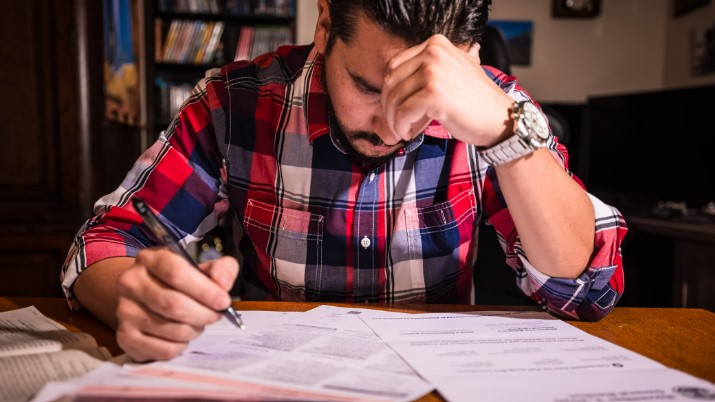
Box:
478 100 550 166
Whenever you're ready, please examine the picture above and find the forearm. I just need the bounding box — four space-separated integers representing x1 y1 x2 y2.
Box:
495 149 595 278
73 257 135 329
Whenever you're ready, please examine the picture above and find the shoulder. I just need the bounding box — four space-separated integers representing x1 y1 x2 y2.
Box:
221 44 315 87
481 65 519 94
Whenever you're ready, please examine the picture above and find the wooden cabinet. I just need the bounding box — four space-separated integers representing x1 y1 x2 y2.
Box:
623 217 715 311
0 0 106 296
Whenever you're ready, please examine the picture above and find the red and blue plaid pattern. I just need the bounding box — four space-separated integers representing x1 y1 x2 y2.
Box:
62 45 627 321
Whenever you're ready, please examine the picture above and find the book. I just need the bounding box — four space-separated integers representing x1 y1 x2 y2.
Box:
0 306 112 402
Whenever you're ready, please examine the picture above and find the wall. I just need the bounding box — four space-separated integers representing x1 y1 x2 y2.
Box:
296 1 319 46
664 1 715 88
294 1 715 101
490 0 669 102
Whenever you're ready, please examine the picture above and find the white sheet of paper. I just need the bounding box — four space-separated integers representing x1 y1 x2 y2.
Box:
155 306 434 402
1 349 104 402
359 310 715 402
360 310 665 375
0 306 98 357
185 310 301 352
437 368 715 402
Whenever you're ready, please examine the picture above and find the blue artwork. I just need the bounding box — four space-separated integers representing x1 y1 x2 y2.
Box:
103 0 140 126
487 20 533 66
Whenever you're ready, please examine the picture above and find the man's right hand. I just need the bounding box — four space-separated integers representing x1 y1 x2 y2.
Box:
74 249 239 362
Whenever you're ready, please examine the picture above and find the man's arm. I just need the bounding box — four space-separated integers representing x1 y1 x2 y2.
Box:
381 35 625 320
73 257 135 329
381 34 594 278
62 69 237 360
494 149 595 278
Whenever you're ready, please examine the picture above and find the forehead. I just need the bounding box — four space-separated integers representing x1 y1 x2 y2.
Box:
333 12 409 80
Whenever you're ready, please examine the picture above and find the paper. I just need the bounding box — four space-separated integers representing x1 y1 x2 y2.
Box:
153 306 433 401
1 350 105 402
0 307 109 402
36 308 433 402
359 310 714 402
436 368 715 402
184 310 301 353
0 306 99 357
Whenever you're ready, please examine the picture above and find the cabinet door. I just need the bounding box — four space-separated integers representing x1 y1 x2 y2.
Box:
674 241 715 311
0 1 96 296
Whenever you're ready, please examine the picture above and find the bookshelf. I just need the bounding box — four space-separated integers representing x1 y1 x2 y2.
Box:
144 0 296 135
142 0 296 264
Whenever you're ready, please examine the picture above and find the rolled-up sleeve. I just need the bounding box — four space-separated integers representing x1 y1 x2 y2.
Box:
61 69 229 310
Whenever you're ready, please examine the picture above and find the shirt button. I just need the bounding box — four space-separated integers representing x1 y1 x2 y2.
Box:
369 172 375 182
361 236 371 249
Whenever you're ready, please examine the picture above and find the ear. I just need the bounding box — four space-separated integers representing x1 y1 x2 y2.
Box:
468 43 481 57
314 0 331 54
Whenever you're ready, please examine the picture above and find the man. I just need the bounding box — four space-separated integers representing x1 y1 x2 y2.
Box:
62 0 626 361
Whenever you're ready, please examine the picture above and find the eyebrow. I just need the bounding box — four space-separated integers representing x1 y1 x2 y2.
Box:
348 70 381 94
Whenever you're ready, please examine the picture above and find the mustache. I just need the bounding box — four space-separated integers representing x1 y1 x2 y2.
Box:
351 130 409 147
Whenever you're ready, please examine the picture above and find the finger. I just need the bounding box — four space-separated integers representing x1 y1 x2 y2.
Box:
392 90 438 140
139 248 231 311
382 55 426 134
116 319 189 362
119 254 222 326
116 296 205 344
200 256 240 292
385 36 432 73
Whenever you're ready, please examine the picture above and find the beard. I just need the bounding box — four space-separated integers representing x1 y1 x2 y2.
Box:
322 69 409 165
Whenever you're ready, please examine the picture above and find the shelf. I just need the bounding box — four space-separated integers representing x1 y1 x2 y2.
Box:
155 62 224 71
155 11 293 24
147 0 296 141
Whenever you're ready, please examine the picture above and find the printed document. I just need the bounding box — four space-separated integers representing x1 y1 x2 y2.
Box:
35 308 433 402
360 309 715 402
0 306 109 402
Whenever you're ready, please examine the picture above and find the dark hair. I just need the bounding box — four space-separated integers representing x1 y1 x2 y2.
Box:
326 0 492 53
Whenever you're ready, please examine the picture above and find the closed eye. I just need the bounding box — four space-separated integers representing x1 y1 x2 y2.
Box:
348 71 381 96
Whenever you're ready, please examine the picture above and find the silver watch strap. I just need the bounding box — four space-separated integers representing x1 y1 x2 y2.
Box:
478 134 533 166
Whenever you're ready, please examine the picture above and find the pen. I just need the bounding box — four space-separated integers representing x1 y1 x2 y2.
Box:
131 197 246 331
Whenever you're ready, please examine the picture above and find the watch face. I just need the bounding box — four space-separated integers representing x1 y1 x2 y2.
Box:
521 102 550 141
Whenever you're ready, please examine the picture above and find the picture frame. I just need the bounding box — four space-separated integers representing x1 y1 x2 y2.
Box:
552 0 601 19
674 0 711 17
487 20 533 67
103 0 141 127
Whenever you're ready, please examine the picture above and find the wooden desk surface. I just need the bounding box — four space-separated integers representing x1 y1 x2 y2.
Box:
2 298 714 400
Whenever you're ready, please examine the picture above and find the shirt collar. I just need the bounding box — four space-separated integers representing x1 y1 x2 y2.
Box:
303 47 452 155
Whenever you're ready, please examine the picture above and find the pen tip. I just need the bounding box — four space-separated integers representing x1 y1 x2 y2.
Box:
240 324 246 331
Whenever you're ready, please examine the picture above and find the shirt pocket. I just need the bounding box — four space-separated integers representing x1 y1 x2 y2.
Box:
243 199 324 301
404 188 478 302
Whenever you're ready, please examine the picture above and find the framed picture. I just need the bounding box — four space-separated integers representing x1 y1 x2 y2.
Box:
487 20 533 66
692 22 715 76
103 0 141 127
552 0 601 18
674 0 711 17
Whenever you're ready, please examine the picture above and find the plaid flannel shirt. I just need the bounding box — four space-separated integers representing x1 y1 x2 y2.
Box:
62 45 627 321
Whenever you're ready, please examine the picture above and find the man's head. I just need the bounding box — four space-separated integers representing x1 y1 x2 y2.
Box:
314 0 492 165
326 0 491 54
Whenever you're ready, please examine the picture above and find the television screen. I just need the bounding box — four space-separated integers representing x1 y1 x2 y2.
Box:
579 85 715 215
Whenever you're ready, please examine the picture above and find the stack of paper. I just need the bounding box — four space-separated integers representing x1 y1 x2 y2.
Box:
0 307 111 402
19 305 715 402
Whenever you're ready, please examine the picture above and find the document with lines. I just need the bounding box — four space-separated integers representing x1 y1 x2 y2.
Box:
35 308 432 402
359 309 715 402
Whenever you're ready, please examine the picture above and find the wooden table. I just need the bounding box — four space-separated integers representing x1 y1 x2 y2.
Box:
2 297 714 400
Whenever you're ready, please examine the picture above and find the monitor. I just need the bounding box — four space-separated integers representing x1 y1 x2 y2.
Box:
579 85 715 214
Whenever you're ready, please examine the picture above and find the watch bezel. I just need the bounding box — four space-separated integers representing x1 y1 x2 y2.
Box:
512 101 550 147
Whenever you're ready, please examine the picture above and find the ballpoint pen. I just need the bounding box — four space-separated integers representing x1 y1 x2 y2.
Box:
131 197 246 331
